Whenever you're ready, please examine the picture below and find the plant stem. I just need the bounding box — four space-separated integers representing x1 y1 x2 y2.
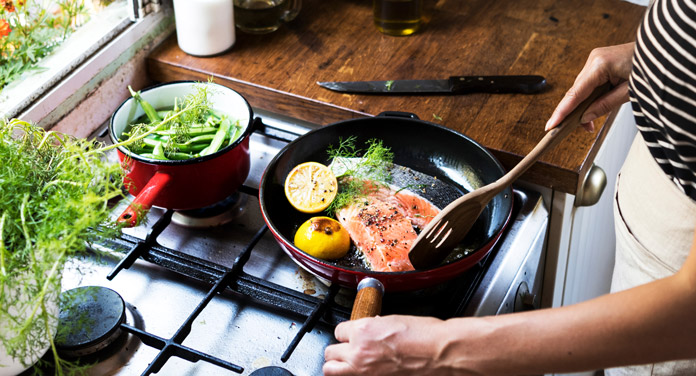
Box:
0 212 6 276
44 302 65 376
94 104 207 154
19 194 34 261
18 250 64 340
39 179 84 195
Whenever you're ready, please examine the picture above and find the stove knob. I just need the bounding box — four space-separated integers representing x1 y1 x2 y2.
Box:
514 281 538 312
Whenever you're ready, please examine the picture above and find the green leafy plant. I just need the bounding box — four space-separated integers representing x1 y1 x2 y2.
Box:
0 0 88 90
0 118 124 374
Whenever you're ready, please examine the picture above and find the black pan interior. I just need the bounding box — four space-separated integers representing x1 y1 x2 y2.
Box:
259 115 513 270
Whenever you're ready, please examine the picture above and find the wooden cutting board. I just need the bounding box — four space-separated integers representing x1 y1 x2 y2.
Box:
146 0 646 194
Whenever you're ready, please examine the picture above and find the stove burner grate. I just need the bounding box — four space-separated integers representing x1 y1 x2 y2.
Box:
93 184 493 374
96 187 349 375
79 122 507 375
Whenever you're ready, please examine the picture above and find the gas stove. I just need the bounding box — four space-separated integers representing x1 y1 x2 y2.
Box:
47 112 548 376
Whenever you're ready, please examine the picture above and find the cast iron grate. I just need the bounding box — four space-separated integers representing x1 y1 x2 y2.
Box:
99 199 350 374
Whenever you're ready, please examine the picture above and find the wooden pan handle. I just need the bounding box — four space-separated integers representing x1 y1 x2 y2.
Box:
350 278 385 320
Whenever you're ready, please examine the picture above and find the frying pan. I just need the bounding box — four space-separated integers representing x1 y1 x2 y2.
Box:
109 81 254 227
258 112 513 316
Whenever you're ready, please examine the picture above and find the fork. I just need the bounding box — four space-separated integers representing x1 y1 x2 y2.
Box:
408 83 612 269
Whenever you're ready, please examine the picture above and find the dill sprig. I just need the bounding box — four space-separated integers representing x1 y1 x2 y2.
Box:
0 119 125 374
167 85 211 146
326 137 394 216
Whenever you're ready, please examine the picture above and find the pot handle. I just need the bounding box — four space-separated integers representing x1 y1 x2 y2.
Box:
350 278 385 320
117 171 172 227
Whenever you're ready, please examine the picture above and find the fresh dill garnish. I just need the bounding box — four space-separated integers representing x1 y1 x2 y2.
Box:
327 135 359 160
325 137 394 216
123 121 149 151
169 83 211 145
327 178 369 216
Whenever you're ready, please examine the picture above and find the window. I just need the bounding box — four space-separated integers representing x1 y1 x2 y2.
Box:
0 0 170 125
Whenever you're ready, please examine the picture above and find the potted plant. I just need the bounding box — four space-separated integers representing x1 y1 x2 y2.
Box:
0 118 124 374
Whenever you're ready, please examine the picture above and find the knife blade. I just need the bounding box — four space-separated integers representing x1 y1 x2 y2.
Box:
317 75 547 95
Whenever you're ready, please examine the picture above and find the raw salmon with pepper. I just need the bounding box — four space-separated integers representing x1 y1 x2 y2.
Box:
375 187 440 230
336 184 440 272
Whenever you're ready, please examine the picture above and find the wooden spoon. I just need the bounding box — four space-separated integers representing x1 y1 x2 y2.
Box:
409 83 612 270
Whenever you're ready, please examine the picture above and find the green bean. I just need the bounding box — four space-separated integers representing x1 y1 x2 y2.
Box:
142 135 225 153
153 142 167 160
139 153 157 159
185 134 216 144
201 118 230 156
155 127 218 136
173 143 209 153
205 115 218 126
128 86 161 123
210 109 226 119
166 152 195 160
228 122 242 147
139 152 169 160
130 146 153 155
142 137 163 148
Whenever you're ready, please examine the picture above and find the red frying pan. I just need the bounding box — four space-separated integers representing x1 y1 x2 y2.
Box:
258 112 513 317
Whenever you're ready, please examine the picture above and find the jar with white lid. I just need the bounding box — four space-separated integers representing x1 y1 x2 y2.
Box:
173 0 236 56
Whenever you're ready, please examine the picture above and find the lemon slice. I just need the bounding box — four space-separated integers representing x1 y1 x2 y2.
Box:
294 217 351 260
284 162 338 213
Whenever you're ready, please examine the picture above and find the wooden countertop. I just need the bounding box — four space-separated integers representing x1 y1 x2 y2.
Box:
146 0 645 194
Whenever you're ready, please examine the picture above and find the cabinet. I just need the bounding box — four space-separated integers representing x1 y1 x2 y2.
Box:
539 103 638 375
542 102 637 307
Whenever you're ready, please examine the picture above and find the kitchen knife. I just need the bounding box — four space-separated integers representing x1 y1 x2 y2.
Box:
317 75 547 95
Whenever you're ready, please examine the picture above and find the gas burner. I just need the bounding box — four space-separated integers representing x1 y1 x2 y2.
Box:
171 193 248 228
250 366 294 376
56 286 125 357
55 286 142 375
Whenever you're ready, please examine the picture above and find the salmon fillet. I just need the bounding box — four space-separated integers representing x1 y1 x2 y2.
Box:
374 187 440 230
336 184 440 272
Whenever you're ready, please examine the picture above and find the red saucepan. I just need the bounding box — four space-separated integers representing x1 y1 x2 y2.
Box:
109 81 254 227
258 112 513 318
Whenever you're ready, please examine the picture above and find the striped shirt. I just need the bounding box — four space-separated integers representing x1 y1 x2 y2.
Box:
629 0 696 200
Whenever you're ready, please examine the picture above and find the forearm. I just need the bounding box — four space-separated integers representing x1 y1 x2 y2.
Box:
438 271 696 375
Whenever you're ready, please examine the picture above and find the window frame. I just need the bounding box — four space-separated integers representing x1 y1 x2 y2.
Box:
1 0 172 128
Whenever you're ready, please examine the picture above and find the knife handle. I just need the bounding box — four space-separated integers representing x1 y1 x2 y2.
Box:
448 75 547 94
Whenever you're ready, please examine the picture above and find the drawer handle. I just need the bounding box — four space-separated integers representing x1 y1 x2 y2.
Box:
575 164 607 207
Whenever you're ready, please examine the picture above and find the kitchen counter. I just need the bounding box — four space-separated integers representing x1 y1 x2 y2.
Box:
146 0 645 194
